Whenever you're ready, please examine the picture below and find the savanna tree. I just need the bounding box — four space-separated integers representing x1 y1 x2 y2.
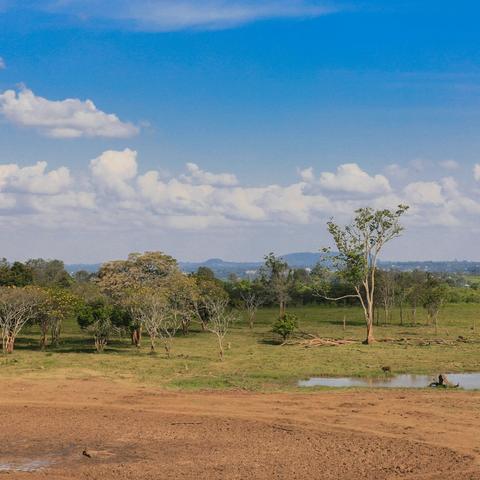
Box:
77 298 114 352
204 297 236 361
0 286 42 354
238 281 264 329
421 276 448 334
96 251 179 346
193 271 229 331
168 273 198 335
261 253 293 316
321 205 409 344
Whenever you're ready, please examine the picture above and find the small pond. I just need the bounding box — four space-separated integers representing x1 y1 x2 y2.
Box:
299 373 480 390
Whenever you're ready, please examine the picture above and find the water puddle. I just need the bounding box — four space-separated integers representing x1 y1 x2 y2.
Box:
0 459 52 472
299 373 480 390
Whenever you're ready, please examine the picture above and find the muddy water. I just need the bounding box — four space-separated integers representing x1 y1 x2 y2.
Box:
0 459 52 472
299 373 480 389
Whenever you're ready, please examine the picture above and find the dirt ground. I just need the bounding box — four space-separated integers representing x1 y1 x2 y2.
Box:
1 378 479 479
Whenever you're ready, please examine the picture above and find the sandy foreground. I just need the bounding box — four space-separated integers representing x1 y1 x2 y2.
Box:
1 377 479 479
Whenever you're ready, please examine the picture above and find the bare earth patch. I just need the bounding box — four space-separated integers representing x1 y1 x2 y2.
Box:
1 379 479 479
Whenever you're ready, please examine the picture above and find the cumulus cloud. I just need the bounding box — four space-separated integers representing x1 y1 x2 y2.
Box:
181 162 238 186
314 163 391 195
404 181 444 206
0 161 71 194
0 88 139 138
5 1 336 31
90 149 138 198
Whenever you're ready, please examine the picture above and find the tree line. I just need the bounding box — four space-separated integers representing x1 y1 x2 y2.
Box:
0 204 477 355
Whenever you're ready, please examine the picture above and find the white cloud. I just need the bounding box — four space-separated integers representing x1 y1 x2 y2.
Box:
0 161 71 194
90 149 138 198
0 88 139 138
404 181 444 206
316 163 391 195
298 167 315 182
0 57 5 69
439 160 459 171
181 162 238 186
10 1 336 31
2 154 480 251
474 164 480 181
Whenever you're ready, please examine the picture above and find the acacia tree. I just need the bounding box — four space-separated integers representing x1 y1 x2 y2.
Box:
193 273 228 331
0 287 42 354
321 205 409 344
239 281 264 329
168 274 198 336
204 297 236 361
421 276 448 334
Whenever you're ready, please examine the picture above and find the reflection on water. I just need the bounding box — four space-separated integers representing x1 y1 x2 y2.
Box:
299 373 480 390
0 459 51 472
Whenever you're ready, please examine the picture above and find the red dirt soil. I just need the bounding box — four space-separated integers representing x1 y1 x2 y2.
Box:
1 378 479 479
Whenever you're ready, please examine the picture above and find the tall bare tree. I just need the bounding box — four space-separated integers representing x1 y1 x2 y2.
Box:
240 287 264 329
321 205 409 344
204 297 236 361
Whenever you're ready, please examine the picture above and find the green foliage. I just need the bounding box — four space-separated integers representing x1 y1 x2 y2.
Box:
26 259 71 288
272 313 298 342
0 259 33 287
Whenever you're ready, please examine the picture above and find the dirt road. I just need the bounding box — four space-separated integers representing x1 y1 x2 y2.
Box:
1 378 479 479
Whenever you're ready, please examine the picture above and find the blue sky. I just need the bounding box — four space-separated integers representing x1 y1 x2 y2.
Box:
1 1 480 263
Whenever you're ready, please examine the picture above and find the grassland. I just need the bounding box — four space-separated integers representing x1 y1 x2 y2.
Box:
2 304 479 391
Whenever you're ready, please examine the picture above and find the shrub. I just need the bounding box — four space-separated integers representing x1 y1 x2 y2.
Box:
272 313 298 344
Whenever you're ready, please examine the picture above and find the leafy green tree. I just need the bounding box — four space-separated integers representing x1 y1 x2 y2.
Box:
77 298 114 352
26 259 71 288
321 205 409 344
421 275 448 334
41 288 80 348
193 272 229 331
261 253 293 316
96 252 179 346
0 259 33 287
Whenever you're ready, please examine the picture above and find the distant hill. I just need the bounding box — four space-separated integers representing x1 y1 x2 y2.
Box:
66 254 480 279
65 263 101 274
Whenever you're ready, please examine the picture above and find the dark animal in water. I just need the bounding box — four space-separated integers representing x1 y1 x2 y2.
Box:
381 366 391 374
82 450 91 458
429 374 459 389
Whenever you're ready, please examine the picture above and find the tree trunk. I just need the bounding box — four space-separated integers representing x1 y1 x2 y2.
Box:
364 321 375 344
218 338 224 361
40 330 47 351
6 335 15 354
364 302 375 344
131 327 142 347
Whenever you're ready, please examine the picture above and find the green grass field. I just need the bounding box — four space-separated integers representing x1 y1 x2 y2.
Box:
2 304 480 391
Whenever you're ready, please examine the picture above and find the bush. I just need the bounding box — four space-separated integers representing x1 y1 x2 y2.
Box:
272 313 298 343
